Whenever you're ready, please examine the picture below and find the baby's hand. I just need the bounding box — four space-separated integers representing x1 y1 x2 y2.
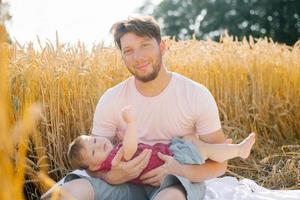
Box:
122 105 134 123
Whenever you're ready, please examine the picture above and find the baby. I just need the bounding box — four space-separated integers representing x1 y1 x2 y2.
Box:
67 106 256 184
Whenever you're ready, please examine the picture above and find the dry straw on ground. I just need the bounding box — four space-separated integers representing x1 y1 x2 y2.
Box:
1 26 300 199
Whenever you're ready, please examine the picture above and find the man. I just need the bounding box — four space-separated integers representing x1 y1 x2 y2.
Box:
43 15 227 200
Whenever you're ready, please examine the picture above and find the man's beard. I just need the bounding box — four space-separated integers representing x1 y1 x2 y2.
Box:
136 67 160 82
129 55 162 83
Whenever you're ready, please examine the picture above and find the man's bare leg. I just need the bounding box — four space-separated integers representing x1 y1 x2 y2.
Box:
41 179 94 200
153 185 186 200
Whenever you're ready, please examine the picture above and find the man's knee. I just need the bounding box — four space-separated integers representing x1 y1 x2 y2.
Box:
41 179 94 200
153 185 186 200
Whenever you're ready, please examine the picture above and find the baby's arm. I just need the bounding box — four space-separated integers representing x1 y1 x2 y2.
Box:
183 133 256 163
121 106 138 161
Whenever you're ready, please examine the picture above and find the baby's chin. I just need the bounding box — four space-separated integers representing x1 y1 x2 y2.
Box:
106 141 114 152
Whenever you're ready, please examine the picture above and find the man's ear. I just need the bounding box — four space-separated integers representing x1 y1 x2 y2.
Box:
159 40 166 55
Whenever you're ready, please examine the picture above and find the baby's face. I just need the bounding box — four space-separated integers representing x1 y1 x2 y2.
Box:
80 135 113 170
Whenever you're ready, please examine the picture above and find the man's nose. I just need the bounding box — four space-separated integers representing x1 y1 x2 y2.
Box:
133 49 144 61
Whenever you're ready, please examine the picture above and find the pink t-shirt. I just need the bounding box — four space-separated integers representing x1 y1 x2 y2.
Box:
92 72 221 145
97 143 173 184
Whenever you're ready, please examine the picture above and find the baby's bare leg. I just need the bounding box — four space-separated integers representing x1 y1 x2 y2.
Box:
183 133 256 163
237 132 256 158
182 134 209 160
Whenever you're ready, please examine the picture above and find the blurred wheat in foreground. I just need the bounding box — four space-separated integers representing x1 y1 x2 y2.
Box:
1 25 300 199
1 25 50 199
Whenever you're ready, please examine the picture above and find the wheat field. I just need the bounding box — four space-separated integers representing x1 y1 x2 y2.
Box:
1 24 300 199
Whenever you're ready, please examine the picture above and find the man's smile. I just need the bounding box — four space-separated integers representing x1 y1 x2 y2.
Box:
136 62 150 70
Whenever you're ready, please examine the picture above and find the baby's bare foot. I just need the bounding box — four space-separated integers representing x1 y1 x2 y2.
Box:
239 132 256 159
122 105 134 123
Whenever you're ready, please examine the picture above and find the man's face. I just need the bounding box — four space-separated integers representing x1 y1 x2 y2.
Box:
80 135 113 170
120 32 165 82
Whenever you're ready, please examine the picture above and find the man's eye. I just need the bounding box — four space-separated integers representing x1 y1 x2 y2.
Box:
142 43 149 47
123 50 132 55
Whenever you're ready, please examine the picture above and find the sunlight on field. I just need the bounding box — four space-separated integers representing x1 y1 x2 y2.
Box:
1 25 300 199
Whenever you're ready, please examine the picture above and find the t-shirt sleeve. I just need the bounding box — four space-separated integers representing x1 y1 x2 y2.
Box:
194 86 222 135
92 90 118 138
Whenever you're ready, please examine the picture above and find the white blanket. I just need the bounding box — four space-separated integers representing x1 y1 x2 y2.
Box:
204 176 300 200
50 170 300 200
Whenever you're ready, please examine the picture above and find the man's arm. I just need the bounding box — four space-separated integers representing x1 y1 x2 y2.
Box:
140 129 227 185
178 129 227 182
87 145 152 185
178 86 227 181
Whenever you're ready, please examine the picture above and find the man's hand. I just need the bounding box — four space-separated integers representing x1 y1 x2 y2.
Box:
140 152 182 187
104 146 152 185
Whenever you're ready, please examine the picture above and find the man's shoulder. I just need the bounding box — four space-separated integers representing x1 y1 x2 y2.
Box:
103 76 133 97
172 72 210 94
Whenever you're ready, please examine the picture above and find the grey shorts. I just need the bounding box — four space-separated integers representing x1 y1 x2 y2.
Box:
64 173 155 200
64 138 206 200
64 173 205 200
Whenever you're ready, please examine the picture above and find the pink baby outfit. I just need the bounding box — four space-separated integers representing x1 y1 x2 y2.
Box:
97 143 174 184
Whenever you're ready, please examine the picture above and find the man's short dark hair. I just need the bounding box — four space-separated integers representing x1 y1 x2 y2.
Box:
110 15 161 49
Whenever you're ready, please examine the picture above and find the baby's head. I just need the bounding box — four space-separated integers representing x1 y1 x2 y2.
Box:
67 135 113 171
